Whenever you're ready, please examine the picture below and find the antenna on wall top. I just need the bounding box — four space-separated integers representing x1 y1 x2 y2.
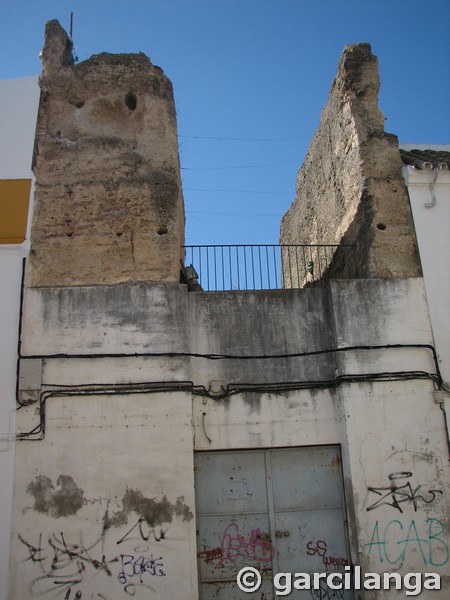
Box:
69 12 79 63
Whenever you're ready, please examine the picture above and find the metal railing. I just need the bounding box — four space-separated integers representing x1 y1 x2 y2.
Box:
182 244 357 291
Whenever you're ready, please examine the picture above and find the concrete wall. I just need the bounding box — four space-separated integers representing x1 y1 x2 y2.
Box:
28 21 185 287
280 44 420 281
0 75 39 600
10 278 450 599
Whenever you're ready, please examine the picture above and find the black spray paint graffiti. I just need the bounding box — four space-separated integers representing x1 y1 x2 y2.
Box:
19 530 117 597
310 579 345 600
19 531 165 597
366 472 443 513
115 516 167 546
20 485 193 597
105 488 193 548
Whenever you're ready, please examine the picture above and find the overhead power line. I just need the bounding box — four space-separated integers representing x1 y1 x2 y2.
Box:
184 187 291 195
178 134 310 142
186 211 282 218
181 159 299 171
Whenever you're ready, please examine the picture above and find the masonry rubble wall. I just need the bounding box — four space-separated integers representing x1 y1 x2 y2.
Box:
280 43 421 280
28 20 185 287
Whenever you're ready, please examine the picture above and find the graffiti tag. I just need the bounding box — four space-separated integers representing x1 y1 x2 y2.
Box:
19 530 116 596
365 517 449 566
310 579 345 600
306 540 348 569
116 517 167 545
118 554 166 585
366 472 443 513
198 521 275 568
19 529 167 597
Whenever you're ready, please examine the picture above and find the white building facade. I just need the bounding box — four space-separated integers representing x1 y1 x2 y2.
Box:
0 75 39 600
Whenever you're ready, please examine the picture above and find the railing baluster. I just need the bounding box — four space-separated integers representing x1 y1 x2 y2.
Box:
258 246 263 290
287 246 297 290
244 246 248 290
228 246 233 290
295 246 300 289
221 246 225 291
206 247 210 291
316 246 322 282
266 246 271 289
181 244 355 291
302 246 307 284
272 245 277 288
236 246 241 291
214 247 217 291
251 246 256 290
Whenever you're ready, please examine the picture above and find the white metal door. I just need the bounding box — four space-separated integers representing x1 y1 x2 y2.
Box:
195 445 351 599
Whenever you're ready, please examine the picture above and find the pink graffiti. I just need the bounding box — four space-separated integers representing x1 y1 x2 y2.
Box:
214 522 275 567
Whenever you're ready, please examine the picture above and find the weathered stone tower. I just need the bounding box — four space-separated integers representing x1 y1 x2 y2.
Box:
29 20 184 286
280 43 420 280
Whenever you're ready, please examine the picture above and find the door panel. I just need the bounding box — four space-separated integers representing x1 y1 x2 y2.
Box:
270 446 344 510
195 450 268 515
195 446 351 600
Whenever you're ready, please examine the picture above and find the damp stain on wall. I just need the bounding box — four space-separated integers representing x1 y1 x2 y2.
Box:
26 474 85 517
104 487 193 528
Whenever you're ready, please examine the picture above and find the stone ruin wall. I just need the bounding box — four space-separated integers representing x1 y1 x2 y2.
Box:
280 43 421 281
28 20 185 287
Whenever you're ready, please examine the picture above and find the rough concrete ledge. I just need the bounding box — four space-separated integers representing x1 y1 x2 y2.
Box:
20 278 434 387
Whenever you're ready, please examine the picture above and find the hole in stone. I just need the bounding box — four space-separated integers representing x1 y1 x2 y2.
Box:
377 223 387 231
75 101 84 108
67 232 75 238
125 92 137 111
157 226 168 236
116 232 123 237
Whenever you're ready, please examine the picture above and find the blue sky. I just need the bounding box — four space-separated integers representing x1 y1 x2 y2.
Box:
1 0 449 245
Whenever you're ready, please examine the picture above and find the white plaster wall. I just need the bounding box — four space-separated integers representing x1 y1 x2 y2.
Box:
402 157 450 384
193 389 342 451
11 278 450 598
0 76 39 179
0 76 39 600
0 249 22 600
332 279 450 597
10 393 198 600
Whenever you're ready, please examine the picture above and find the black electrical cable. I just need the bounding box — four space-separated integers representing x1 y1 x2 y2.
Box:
18 343 445 387
16 382 201 441
14 260 449 453
15 257 27 409
16 370 448 442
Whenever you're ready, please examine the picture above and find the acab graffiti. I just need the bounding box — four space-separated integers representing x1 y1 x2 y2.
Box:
365 517 449 567
364 468 448 567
